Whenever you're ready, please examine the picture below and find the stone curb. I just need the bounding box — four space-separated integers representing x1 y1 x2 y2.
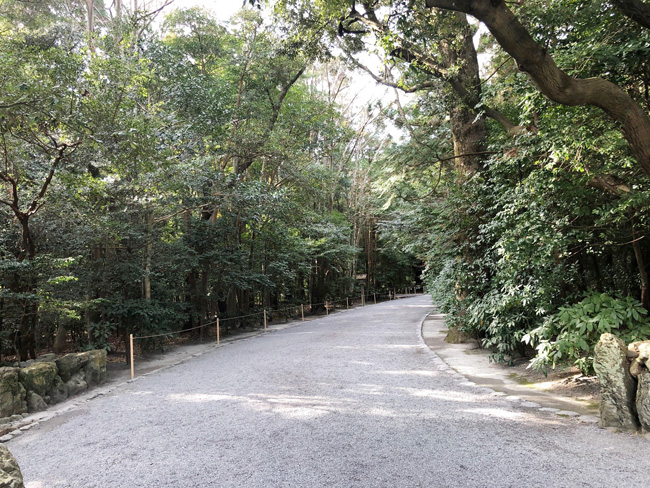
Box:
417 309 600 426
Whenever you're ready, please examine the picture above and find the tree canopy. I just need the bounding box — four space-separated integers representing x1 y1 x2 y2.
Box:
1 0 650 374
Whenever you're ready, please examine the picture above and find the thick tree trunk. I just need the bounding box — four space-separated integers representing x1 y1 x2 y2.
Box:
612 0 650 29
425 0 650 177
53 324 67 354
440 12 488 175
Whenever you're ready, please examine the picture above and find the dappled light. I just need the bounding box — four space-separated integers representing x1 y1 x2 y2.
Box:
5 0 650 484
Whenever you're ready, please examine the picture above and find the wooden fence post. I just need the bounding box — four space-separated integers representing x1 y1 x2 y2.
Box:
264 309 267 331
217 317 220 345
301 304 305 321
129 333 134 379
374 293 376 304
346 297 349 310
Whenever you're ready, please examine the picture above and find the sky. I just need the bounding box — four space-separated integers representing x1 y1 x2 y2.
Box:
156 0 406 140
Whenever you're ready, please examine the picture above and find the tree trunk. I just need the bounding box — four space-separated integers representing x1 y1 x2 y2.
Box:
53 324 67 354
425 0 650 178
143 209 153 301
440 12 488 176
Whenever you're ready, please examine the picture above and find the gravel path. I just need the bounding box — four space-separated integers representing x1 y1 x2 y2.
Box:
9 296 649 487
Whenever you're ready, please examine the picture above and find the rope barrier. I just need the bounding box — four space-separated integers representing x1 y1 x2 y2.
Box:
128 290 396 378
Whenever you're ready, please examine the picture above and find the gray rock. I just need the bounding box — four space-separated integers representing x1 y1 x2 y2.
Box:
445 326 474 344
0 443 24 488
0 368 27 418
55 353 89 383
18 362 57 398
83 350 107 386
48 375 68 405
35 353 57 363
25 392 47 413
593 333 639 430
65 373 88 396
636 370 650 432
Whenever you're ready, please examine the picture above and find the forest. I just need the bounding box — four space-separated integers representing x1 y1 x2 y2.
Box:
1 0 650 376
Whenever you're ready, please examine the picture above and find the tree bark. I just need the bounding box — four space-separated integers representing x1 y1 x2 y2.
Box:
439 12 487 175
612 0 650 29
425 0 650 178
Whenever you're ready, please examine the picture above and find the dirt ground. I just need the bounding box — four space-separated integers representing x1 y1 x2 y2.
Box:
504 357 600 404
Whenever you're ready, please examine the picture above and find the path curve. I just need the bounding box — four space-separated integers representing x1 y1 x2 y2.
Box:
9 296 649 487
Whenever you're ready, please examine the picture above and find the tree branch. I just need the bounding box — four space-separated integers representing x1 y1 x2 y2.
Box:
425 0 650 177
612 0 650 29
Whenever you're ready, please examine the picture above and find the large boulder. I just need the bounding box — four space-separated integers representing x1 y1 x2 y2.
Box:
0 444 24 488
55 353 89 383
18 362 57 398
49 375 69 405
0 368 27 418
593 333 639 430
25 391 48 413
65 372 87 397
83 349 107 386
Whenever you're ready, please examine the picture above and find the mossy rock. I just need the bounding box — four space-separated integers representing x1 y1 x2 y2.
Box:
83 350 107 386
594 333 638 431
445 326 475 344
65 372 87 397
55 353 89 383
0 368 27 418
0 444 24 488
18 362 57 398
26 391 47 413
49 375 69 404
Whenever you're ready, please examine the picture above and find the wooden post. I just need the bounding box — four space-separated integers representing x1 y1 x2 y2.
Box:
326 302 329 316
264 309 267 331
346 297 349 310
217 317 220 345
129 333 134 379
374 293 377 304
301 304 305 321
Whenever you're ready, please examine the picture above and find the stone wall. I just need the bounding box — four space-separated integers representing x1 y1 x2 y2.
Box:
0 350 106 420
0 444 24 488
594 333 650 432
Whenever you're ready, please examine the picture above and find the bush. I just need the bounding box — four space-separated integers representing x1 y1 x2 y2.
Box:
524 291 650 375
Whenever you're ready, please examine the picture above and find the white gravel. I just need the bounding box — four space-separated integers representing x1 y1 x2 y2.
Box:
8 296 650 487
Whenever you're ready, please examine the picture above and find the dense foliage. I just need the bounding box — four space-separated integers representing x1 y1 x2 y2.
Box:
271 0 650 374
0 1 417 361
2 0 650 376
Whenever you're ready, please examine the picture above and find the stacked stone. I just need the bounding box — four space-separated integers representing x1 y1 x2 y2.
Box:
594 333 650 432
0 350 106 419
0 444 24 488
627 341 650 432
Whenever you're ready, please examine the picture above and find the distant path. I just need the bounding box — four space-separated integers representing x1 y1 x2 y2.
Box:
9 296 649 487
